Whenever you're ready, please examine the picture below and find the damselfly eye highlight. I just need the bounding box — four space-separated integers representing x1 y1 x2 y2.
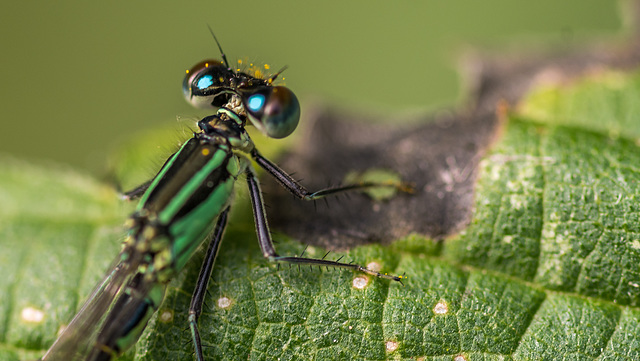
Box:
243 86 300 139
183 59 233 109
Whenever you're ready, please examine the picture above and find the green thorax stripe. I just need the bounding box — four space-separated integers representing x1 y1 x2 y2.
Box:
136 138 198 211
137 137 231 225
158 147 229 224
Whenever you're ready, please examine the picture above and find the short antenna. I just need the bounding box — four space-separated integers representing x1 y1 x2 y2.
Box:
207 25 230 69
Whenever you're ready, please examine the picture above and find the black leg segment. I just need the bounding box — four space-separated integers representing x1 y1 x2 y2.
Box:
251 149 410 200
245 170 403 283
188 207 230 361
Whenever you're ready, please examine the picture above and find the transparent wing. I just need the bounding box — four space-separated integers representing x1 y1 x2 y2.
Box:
85 274 165 361
41 247 142 361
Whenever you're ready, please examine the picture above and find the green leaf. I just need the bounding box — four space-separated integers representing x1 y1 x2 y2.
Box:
445 118 640 305
0 158 127 361
518 70 640 138
4 70 640 360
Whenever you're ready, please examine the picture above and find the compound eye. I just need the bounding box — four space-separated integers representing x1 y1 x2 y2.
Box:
243 86 300 139
182 59 232 109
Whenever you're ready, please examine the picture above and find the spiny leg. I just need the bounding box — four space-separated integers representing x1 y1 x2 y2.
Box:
119 149 183 201
245 170 404 283
188 207 230 361
251 149 412 200
120 180 153 201
103 171 151 201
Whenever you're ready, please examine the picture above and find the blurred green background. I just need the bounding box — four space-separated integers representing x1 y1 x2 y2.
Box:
0 1 622 172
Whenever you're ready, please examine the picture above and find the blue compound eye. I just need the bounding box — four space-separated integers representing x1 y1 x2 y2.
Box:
247 94 266 112
195 75 214 90
183 59 233 109
243 86 300 139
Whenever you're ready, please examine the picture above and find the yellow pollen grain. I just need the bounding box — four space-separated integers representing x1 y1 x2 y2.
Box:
202 148 210 156
205 63 209 67
185 69 190 74
264 64 270 70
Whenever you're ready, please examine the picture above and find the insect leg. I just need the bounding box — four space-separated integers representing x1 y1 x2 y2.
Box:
245 169 403 283
189 207 230 361
120 180 153 200
119 147 183 201
250 149 411 200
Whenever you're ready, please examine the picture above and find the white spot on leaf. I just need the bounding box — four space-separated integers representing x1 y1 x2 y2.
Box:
217 296 232 309
159 309 173 323
21 307 44 323
353 276 369 289
366 261 381 272
56 324 67 337
385 340 399 352
433 301 449 314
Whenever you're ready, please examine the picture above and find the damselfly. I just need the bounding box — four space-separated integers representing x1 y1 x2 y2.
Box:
41 32 406 361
